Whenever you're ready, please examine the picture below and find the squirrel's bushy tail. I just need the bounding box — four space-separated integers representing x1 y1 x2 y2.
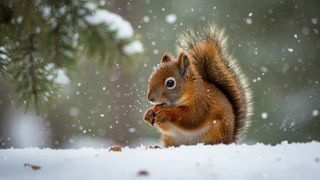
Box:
177 24 253 142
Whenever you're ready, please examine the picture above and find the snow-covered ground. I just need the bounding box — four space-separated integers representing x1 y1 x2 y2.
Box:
0 142 319 180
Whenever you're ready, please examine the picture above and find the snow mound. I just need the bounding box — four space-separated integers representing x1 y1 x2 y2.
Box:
0 142 319 180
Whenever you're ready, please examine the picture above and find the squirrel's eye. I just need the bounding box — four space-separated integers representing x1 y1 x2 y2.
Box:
165 77 176 89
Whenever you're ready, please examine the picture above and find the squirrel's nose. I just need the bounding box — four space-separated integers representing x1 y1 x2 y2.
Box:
147 93 155 102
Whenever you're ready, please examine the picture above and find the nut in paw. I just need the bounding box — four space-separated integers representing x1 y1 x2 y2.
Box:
144 109 156 126
155 109 170 123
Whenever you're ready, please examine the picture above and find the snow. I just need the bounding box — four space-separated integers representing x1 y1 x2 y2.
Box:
45 64 70 84
0 142 319 180
128 127 136 133
143 16 150 23
312 109 319 117
84 2 97 11
261 112 268 119
123 40 144 55
54 69 70 84
0 46 6 52
0 53 8 60
311 18 318 24
84 2 143 55
85 9 133 39
260 66 268 73
153 49 159 54
0 46 8 60
69 107 80 117
165 14 177 24
16 16 23 24
302 27 310 35
3 111 51 148
245 18 252 25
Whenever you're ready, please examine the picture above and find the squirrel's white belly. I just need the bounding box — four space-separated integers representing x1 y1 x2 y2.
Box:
163 122 211 145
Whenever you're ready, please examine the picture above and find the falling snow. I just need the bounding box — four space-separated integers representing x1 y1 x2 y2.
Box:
143 16 150 23
165 14 177 24
69 107 80 117
261 112 268 119
302 27 310 35
245 18 252 25
311 18 318 24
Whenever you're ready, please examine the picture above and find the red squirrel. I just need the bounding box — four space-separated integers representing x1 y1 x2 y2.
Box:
144 24 253 147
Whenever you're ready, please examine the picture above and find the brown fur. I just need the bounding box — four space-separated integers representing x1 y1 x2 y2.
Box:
144 24 253 147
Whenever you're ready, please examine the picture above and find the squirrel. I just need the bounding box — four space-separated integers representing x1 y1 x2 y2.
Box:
144 24 253 147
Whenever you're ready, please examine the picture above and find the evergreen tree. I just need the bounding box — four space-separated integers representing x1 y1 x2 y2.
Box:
0 0 143 113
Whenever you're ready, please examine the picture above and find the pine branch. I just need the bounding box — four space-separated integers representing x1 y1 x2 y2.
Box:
0 0 144 113
27 33 38 104
53 25 62 68
0 47 9 79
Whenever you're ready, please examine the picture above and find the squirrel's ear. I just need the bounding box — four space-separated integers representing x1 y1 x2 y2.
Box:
161 53 173 64
178 52 190 78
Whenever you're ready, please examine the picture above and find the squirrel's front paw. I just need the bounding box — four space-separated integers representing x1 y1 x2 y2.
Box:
144 109 156 126
155 109 170 123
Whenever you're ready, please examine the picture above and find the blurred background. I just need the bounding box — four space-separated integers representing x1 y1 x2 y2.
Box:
0 0 319 148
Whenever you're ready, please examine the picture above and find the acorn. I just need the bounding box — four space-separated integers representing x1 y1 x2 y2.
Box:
24 163 41 170
152 104 163 113
149 145 161 149
137 170 149 176
109 145 122 152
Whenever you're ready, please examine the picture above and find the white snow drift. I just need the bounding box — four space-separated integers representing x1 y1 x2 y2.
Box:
0 142 319 180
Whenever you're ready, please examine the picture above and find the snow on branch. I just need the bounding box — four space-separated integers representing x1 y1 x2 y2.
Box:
84 3 143 55
123 40 144 55
85 9 134 39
